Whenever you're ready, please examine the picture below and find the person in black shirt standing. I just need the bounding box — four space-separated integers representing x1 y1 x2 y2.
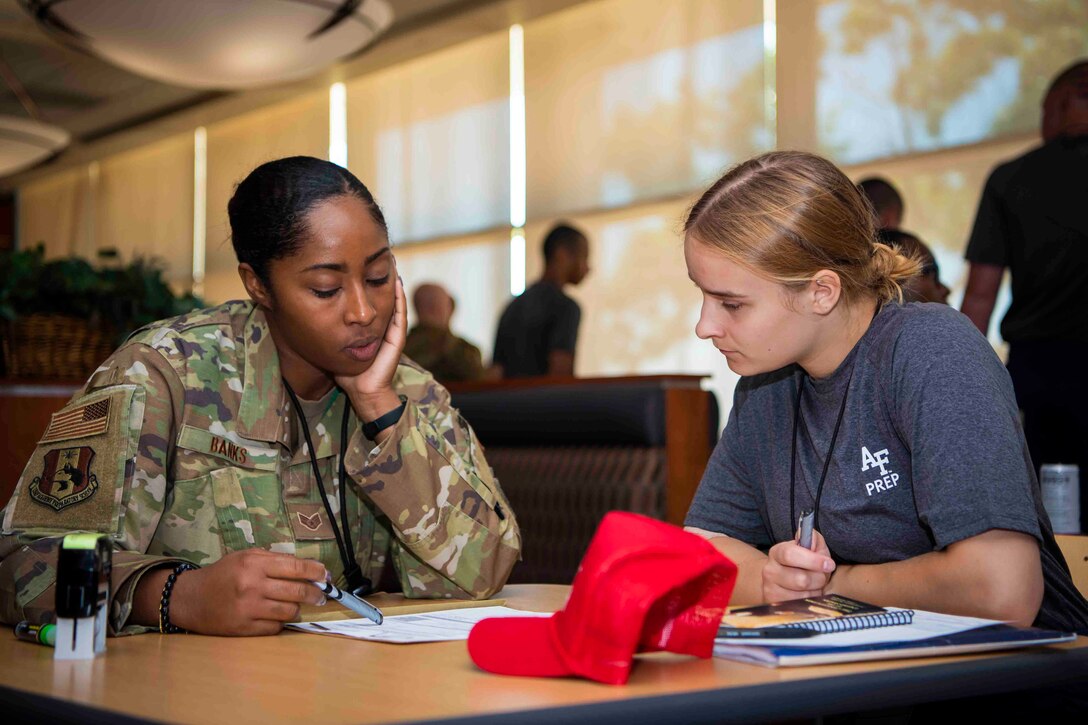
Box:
961 60 1088 531
491 223 590 378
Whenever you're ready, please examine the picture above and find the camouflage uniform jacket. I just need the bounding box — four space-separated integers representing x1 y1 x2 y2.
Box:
0 301 521 634
404 324 486 383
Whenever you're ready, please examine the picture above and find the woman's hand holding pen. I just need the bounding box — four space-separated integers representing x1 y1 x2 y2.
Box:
761 531 836 602
136 549 329 636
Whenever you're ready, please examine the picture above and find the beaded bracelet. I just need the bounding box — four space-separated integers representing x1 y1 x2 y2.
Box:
159 562 198 634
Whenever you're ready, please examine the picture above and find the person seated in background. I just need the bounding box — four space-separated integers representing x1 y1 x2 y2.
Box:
0 156 520 637
681 152 1087 642
404 283 487 383
858 176 904 231
491 223 591 378
879 229 950 304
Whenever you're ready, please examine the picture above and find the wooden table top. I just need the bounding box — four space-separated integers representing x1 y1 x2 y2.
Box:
1 584 1085 724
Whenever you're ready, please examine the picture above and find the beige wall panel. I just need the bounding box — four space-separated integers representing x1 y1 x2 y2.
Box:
346 31 509 244
525 0 768 220
203 93 329 304
96 133 194 286
18 167 94 260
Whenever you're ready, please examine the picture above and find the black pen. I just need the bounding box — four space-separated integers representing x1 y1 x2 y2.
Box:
718 627 819 639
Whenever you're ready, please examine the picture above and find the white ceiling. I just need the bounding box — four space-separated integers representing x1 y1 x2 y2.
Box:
0 0 478 142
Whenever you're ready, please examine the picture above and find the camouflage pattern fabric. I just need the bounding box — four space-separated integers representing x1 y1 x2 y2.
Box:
404 324 486 383
0 301 521 634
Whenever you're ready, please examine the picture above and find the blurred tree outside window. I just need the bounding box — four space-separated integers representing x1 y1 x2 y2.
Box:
816 0 1088 164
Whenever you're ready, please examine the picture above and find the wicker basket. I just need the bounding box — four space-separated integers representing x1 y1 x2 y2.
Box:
1 314 116 380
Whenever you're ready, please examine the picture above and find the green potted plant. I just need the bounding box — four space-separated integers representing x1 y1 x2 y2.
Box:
0 245 202 380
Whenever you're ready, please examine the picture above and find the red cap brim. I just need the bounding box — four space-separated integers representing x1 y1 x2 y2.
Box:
468 615 572 679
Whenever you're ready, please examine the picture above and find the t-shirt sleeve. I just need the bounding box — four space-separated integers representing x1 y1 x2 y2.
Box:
890 311 1040 550
684 394 773 548
546 298 581 353
964 167 1010 267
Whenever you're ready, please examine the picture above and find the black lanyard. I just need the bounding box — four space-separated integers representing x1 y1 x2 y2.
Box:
283 381 372 596
788 368 853 536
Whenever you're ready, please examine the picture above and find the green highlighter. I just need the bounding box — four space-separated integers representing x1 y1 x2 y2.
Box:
54 533 112 660
14 621 57 647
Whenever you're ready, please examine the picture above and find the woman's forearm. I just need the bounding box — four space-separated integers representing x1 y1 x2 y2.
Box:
685 527 769 605
828 530 1043 626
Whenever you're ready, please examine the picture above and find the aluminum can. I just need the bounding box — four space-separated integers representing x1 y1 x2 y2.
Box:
1040 464 1080 534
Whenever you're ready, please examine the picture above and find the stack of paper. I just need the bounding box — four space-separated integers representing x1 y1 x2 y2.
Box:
287 606 551 644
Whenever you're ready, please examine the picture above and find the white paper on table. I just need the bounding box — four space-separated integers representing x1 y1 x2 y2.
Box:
716 608 1004 648
286 605 552 643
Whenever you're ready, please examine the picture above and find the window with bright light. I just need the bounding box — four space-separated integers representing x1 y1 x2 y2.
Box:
814 0 1088 164
345 31 510 244
524 0 772 220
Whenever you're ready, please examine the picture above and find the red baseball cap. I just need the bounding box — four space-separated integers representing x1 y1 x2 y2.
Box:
467 511 736 685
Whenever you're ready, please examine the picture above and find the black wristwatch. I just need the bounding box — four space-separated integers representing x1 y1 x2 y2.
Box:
362 395 408 440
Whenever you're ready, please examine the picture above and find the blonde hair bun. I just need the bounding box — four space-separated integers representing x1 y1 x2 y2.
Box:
869 241 924 304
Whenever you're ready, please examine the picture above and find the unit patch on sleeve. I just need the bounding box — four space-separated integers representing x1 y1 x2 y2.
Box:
29 446 99 511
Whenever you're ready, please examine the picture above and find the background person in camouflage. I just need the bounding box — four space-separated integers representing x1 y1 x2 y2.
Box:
404 283 487 383
0 157 521 636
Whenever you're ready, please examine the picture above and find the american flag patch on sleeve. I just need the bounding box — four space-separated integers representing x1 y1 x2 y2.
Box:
40 399 112 443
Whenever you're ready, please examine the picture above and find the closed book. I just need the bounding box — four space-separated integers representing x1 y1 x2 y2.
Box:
714 623 1076 667
720 594 912 635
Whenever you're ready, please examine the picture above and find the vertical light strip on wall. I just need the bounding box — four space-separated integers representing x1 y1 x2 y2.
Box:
192 126 207 298
329 82 348 167
509 23 527 296
510 228 526 297
85 162 99 254
762 0 778 144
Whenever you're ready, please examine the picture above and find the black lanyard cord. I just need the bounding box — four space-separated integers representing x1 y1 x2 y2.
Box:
282 380 370 595
788 302 878 544
788 367 854 535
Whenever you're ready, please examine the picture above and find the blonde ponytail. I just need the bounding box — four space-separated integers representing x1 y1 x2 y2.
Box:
868 242 923 304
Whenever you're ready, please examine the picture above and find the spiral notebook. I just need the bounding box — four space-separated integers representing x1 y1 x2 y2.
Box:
715 609 1076 667
719 594 913 635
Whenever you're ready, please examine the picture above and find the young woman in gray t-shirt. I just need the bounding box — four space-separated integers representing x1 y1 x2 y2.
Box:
682 150 1087 635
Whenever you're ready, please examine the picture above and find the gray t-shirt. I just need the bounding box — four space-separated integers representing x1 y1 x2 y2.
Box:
686 303 1088 634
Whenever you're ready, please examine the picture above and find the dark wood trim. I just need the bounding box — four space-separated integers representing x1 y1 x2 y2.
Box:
446 373 709 394
0 381 79 507
665 387 710 526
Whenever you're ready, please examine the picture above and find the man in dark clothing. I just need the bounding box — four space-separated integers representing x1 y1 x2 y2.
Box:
858 176 904 230
405 283 486 383
491 223 590 378
961 59 1088 531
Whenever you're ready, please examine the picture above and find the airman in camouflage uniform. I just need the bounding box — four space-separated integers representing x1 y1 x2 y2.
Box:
404 324 486 383
0 300 521 634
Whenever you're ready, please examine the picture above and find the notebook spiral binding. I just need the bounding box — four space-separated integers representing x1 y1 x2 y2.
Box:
783 609 915 634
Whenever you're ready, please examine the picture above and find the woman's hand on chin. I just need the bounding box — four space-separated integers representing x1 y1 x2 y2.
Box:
336 273 407 422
